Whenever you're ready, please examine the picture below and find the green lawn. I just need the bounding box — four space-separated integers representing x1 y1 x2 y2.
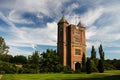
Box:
1 70 120 80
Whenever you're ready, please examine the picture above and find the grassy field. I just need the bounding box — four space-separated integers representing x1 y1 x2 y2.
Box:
1 70 120 80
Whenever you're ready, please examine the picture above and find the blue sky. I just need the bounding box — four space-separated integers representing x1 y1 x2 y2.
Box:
0 0 120 59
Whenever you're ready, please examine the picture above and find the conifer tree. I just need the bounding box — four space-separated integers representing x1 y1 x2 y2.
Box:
91 45 96 59
90 45 98 72
82 53 86 72
98 44 105 73
99 44 104 60
86 58 92 74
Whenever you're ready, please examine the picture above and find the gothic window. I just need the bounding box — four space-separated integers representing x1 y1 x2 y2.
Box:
75 49 81 55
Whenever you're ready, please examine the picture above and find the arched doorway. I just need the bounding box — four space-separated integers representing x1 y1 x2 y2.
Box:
75 62 81 71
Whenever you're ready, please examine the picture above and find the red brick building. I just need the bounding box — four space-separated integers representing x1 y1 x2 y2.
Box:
57 16 86 70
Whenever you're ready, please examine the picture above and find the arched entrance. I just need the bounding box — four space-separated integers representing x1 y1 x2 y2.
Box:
75 62 81 71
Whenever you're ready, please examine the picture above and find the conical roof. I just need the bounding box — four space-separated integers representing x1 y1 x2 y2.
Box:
58 16 68 24
77 21 82 26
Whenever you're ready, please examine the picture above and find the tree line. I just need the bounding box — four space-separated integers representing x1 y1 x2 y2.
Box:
85 45 105 74
0 37 120 74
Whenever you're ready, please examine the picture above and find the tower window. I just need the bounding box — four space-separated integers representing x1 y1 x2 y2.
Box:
75 37 80 43
75 30 80 34
75 49 81 55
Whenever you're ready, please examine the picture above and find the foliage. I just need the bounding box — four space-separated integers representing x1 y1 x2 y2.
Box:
81 53 86 72
0 54 13 62
63 65 74 73
97 60 104 73
112 59 120 70
105 59 120 70
91 60 98 72
0 37 9 62
29 51 40 73
98 44 105 60
104 61 116 70
91 45 96 59
0 61 16 74
0 37 9 54
98 44 105 73
90 46 98 72
40 49 59 72
86 58 92 74
12 55 27 64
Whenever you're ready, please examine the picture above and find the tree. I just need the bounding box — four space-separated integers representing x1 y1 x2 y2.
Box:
40 49 59 72
91 59 98 72
99 44 104 60
0 37 9 54
91 45 96 59
30 51 40 73
97 60 104 73
90 45 98 72
0 37 9 61
12 55 27 64
0 54 13 62
98 44 105 73
81 53 86 72
86 58 92 74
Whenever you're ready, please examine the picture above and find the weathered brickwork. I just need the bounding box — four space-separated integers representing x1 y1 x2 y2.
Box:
57 16 86 70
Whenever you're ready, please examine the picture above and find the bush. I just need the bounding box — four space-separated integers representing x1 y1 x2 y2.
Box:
63 66 74 74
54 64 63 72
86 58 92 74
91 60 98 72
104 62 116 70
0 61 16 74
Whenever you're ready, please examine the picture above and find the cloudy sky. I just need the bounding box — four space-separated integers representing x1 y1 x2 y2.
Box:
0 0 120 59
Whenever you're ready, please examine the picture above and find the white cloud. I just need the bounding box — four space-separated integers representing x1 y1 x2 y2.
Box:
86 26 97 39
81 7 104 26
9 46 32 56
0 10 58 55
7 22 57 47
8 10 34 24
0 0 120 58
13 0 70 17
0 12 14 27
66 7 104 27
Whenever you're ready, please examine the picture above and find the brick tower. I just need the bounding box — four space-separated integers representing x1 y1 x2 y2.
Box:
57 16 86 70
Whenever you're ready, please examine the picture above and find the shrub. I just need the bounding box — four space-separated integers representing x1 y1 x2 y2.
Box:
91 60 98 72
0 61 16 74
63 66 74 74
86 58 92 74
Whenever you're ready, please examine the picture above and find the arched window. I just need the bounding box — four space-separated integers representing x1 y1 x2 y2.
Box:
75 62 81 71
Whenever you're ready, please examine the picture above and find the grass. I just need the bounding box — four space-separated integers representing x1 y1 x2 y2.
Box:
1 70 120 80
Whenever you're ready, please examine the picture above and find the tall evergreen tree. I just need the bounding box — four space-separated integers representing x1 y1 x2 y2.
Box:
91 45 96 59
86 58 92 74
98 44 105 73
82 53 86 72
90 45 98 72
99 44 104 60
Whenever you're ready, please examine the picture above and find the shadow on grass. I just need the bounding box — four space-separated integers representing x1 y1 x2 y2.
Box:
63 75 120 80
